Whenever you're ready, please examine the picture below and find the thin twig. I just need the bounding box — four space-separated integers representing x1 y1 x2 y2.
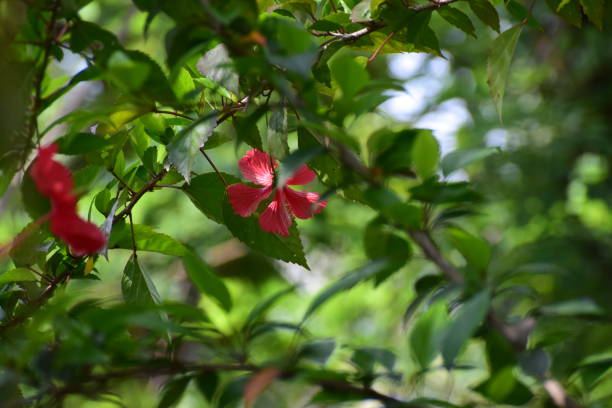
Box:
367 31 396 64
128 212 137 258
108 168 135 195
199 147 228 187
155 184 184 190
153 109 195 121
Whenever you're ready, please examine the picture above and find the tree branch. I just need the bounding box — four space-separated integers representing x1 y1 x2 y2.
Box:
7 361 427 408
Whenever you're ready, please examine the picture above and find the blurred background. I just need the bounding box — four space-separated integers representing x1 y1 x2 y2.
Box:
1 0 612 406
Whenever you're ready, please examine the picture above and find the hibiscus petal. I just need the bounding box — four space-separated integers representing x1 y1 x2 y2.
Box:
51 197 106 256
283 187 327 219
238 149 276 187
286 165 316 185
31 144 74 200
259 191 292 237
227 184 272 217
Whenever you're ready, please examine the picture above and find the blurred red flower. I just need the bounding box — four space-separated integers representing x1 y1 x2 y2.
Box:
31 144 105 256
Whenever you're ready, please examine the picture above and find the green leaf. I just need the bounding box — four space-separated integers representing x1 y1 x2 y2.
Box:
298 339 337 365
546 0 583 27
330 55 369 99
196 44 240 95
410 301 449 369
474 366 533 405
182 250 232 311
364 218 412 284
222 204 309 268
539 298 604 316
20 168 51 219
297 127 342 186
441 147 499 176
121 255 162 305
446 227 491 272
110 223 189 256
56 132 113 155
412 130 439 179
194 371 219 402
505 0 544 30
437 6 476 38
158 376 190 408
580 0 604 29
351 347 396 372
183 172 240 224
244 286 294 328
0 268 38 285
9 221 48 267
363 187 423 228
469 0 501 32
166 113 217 182
106 50 151 92
303 260 389 320
441 290 490 367
487 24 523 122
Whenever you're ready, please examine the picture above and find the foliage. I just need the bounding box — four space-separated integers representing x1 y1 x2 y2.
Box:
0 0 610 407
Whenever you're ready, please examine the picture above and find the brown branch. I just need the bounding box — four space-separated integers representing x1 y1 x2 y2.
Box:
6 360 427 408
314 0 462 47
0 273 68 334
368 31 396 64
29 1 60 133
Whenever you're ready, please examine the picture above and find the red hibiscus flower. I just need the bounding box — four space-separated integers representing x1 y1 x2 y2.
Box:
31 144 106 256
227 149 327 237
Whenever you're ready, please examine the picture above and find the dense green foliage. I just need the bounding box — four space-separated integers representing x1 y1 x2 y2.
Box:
1 0 611 407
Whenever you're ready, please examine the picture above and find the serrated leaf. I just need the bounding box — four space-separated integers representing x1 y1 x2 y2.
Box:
166 113 217 182
441 290 490 367
469 0 501 32
182 250 232 311
441 147 499 176
303 259 388 320
222 204 309 268
121 255 162 305
487 24 523 122
438 6 476 38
